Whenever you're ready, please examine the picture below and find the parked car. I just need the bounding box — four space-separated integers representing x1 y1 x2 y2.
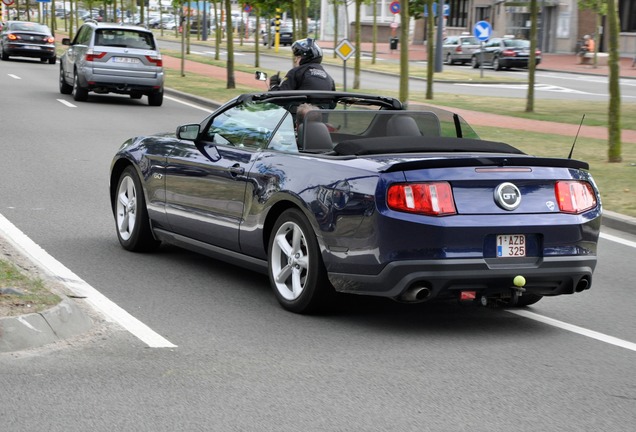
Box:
442 35 481 65
59 22 164 106
471 37 542 70
0 21 56 64
109 91 601 314
262 26 293 46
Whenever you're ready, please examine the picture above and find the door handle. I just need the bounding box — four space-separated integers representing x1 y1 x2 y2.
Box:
229 164 245 176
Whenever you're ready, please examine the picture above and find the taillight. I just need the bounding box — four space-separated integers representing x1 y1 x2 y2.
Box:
145 55 163 67
387 182 456 216
85 50 106 61
555 181 597 214
535 50 542 56
45 36 55 43
8 33 18 41
501 49 516 57
454 46 462 53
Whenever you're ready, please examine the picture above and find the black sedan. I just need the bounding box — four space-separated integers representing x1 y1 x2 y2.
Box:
110 91 601 314
471 37 541 70
0 21 56 64
262 26 293 46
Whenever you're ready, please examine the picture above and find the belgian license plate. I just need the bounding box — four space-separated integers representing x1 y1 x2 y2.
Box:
113 57 140 64
497 234 526 257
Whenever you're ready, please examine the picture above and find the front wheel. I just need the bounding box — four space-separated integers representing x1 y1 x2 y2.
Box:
268 209 334 314
114 166 160 252
59 66 72 94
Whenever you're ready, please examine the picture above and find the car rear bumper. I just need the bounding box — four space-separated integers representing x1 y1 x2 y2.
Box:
328 255 596 301
4 43 56 58
78 67 164 93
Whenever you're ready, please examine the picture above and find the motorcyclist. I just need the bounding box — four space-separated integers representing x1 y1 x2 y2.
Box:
269 38 336 91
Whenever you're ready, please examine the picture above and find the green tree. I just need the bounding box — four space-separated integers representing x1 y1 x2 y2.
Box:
424 0 434 99
525 0 538 113
579 0 621 162
398 0 409 104
224 0 235 88
606 0 621 162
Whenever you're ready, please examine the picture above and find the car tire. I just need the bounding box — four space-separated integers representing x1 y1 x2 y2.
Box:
471 56 479 68
446 53 454 65
72 73 88 101
48 56 56 65
268 208 334 314
130 91 143 99
114 166 160 252
148 90 163 106
59 66 72 94
493 56 502 71
1 49 9 61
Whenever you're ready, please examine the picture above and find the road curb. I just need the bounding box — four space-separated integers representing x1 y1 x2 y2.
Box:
0 296 93 353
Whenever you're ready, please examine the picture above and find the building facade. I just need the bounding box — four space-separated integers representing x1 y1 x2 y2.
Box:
320 0 636 57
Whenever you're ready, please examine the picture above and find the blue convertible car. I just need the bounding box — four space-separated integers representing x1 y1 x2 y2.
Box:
110 91 601 313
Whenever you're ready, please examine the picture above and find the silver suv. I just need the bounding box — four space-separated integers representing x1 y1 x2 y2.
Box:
59 22 164 106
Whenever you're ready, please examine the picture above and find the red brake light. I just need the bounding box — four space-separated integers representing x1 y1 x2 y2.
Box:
8 33 18 41
85 50 107 61
145 55 163 67
555 181 597 214
387 182 456 216
45 36 55 44
502 49 516 57
454 46 462 53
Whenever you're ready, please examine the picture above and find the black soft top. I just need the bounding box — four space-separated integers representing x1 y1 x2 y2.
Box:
333 136 525 156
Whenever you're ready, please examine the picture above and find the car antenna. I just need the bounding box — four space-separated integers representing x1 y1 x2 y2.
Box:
568 114 586 159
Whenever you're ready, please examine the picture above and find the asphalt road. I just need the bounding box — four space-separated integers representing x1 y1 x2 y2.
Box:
1 59 635 431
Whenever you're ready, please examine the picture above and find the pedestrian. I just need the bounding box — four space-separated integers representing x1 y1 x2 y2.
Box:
578 34 595 58
268 38 336 91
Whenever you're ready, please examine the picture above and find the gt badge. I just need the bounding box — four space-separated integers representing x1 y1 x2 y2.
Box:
494 182 521 211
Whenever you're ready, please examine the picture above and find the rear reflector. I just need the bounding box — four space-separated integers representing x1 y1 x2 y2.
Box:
460 291 477 301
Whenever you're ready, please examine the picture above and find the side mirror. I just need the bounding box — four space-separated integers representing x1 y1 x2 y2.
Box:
255 71 268 81
176 124 200 141
62 38 71 46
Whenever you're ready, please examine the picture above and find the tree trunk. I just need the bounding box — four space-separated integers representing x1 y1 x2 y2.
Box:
607 0 622 162
525 0 538 112
399 1 409 106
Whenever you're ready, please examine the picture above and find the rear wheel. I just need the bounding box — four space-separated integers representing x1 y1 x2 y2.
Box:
59 66 72 94
148 90 163 106
1 49 9 61
268 209 334 314
114 166 160 252
445 53 454 65
130 91 143 99
471 56 479 68
48 56 56 65
72 73 88 101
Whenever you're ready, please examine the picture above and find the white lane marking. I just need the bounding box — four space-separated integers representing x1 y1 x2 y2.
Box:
508 309 636 352
8 74 21 80
456 82 592 94
600 232 636 248
0 213 177 349
57 99 77 108
164 95 213 113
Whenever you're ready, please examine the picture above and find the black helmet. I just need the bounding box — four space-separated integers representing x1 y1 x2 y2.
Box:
292 38 323 65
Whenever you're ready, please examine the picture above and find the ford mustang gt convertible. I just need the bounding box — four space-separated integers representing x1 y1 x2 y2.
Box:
109 91 601 314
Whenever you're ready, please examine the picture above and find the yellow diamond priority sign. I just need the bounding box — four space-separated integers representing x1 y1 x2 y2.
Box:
335 39 355 61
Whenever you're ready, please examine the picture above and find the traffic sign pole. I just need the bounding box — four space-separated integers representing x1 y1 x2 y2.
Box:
473 21 492 79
